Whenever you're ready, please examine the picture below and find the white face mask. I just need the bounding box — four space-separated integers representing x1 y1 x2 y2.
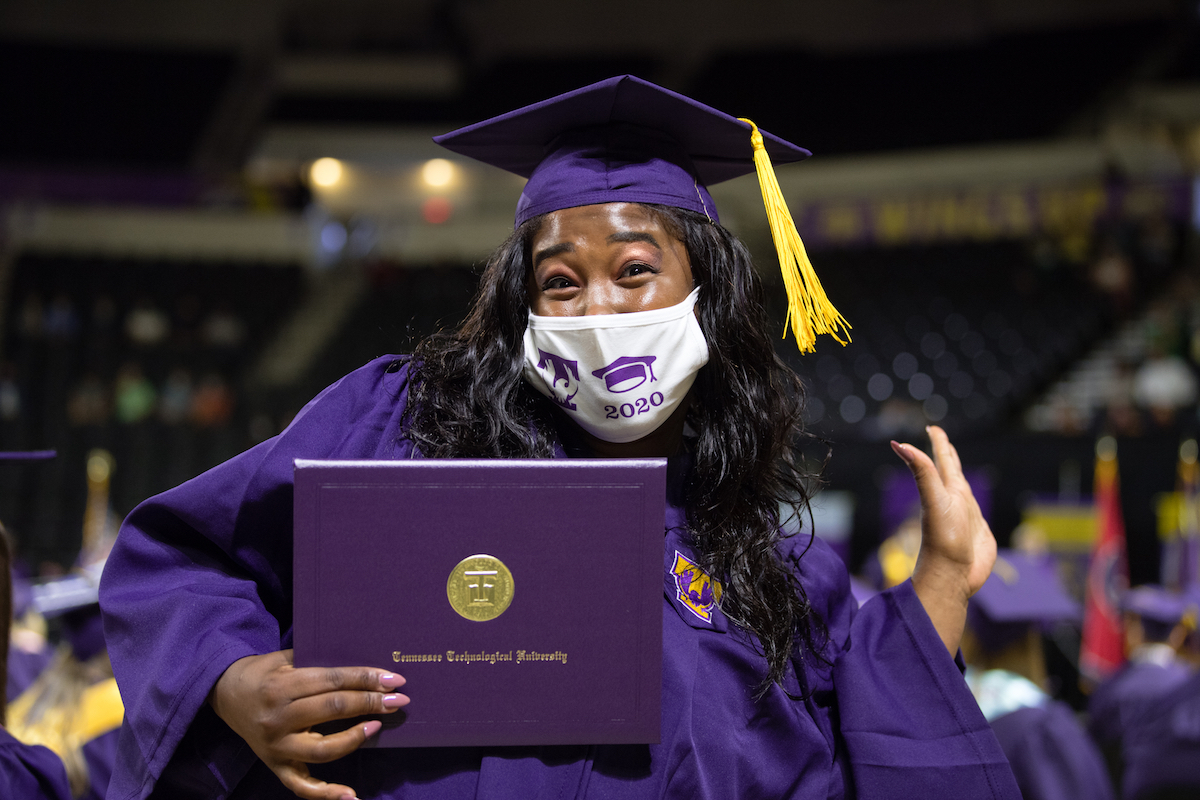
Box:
522 288 709 444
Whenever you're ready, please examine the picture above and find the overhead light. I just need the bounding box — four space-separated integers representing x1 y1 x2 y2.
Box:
422 158 456 189
310 158 344 188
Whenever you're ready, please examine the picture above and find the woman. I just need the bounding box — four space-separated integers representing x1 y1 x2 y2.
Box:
100 76 1017 800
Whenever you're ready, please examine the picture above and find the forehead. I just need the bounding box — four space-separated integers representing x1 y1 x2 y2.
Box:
533 203 676 243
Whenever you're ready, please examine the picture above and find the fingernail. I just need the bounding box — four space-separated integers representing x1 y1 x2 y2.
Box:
363 719 382 738
383 694 408 709
380 672 406 689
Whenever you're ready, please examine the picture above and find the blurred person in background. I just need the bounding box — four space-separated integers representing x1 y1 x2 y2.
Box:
65 373 110 430
961 550 1114 800
1088 585 1197 793
1120 656 1200 799
200 301 247 350
8 517 122 800
188 371 234 428
112 363 156 426
1 453 72 800
6 567 51 705
123 297 169 349
1132 340 1197 432
42 295 79 344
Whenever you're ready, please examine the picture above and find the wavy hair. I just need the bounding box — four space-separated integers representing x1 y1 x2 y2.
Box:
406 205 827 692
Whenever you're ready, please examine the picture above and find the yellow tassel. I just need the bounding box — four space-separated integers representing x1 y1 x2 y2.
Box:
738 118 851 353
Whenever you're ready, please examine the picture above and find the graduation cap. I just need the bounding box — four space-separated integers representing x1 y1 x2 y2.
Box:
1122 585 1195 641
0 450 56 461
30 562 107 662
967 550 1081 652
434 74 849 353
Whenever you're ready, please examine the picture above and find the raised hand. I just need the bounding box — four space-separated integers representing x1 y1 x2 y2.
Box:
208 649 409 800
890 425 997 656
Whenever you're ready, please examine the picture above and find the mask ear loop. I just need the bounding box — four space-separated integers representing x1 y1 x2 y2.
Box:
694 181 713 224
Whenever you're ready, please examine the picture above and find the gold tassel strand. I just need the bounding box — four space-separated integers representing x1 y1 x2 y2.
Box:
738 118 851 353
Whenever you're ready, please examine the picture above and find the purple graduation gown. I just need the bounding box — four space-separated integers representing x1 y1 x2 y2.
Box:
99 356 1019 800
5 645 52 702
990 701 1115 800
1087 655 1194 747
0 727 72 800
81 728 118 800
1120 669 1200 799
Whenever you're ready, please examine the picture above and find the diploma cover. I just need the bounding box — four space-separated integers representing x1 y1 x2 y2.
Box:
293 458 665 747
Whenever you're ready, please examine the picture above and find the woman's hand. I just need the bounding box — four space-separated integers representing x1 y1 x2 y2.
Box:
208 649 409 800
890 425 996 656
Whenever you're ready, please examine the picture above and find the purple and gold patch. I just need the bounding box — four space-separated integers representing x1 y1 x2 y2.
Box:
670 550 723 623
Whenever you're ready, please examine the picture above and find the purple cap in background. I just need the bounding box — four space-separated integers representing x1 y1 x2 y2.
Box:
0 450 56 461
433 74 810 227
1122 584 1194 641
30 565 107 661
968 549 1081 652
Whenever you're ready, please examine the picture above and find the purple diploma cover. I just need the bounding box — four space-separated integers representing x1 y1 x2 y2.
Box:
293 458 666 747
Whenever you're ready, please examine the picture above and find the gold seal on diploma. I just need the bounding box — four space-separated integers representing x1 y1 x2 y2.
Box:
447 554 514 621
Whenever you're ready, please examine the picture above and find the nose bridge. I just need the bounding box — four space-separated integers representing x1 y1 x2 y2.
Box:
581 282 623 315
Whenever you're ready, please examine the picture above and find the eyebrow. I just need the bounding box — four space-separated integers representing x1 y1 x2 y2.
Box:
532 242 574 268
607 231 662 249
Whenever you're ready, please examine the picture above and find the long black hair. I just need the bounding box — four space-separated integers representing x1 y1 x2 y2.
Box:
406 204 827 692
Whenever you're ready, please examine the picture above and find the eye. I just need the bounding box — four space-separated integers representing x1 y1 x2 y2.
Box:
622 262 657 278
542 276 575 291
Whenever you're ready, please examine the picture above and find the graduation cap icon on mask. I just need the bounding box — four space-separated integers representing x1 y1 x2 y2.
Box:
434 74 851 353
592 356 658 394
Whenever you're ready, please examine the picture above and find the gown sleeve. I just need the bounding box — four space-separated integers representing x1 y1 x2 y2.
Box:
98 357 414 800
0 727 72 800
788 535 1022 800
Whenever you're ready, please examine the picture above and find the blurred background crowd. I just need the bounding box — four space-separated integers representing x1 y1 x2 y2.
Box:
3 1 1200 798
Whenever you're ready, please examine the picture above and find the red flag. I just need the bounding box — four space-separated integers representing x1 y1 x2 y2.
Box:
1080 436 1128 684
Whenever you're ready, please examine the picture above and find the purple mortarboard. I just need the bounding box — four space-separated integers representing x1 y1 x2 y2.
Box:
31 562 107 661
1122 584 1194 640
968 550 1081 652
434 74 809 227
434 75 850 353
0 450 56 461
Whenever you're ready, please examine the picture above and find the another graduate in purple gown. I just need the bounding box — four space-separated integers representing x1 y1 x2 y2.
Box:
1087 585 1196 795
1121 667 1200 799
100 76 1020 800
962 550 1115 800
1 477 73 800
6 572 53 703
9 573 123 800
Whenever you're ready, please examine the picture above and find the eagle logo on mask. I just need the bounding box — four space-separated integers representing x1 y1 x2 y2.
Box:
535 349 580 410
